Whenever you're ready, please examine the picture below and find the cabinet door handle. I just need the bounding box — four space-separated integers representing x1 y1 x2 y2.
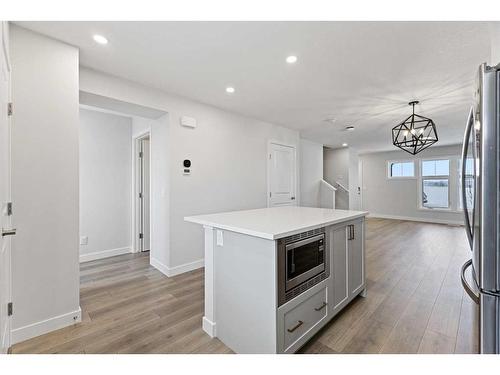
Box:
351 225 355 240
314 302 327 311
287 320 304 333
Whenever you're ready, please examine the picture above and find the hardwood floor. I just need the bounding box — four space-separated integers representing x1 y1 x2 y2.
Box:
12 218 478 354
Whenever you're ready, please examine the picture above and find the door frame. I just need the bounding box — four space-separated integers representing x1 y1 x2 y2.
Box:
133 131 151 253
267 140 298 207
0 20 12 354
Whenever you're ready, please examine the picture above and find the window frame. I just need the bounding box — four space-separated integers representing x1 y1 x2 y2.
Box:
418 157 451 211
386 159 416 180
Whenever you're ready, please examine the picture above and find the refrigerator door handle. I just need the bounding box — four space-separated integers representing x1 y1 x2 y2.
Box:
461 259 480 305
460 106 474 249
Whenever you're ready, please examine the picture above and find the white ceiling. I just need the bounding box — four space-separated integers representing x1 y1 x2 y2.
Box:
16 21 495 152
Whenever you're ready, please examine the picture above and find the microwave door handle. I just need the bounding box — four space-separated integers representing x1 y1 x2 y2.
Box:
461 106 474 249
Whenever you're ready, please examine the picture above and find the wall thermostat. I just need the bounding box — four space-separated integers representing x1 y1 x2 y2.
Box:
183 159 191 175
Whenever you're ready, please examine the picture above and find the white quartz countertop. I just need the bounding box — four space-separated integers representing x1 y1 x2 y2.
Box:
184 206 369 240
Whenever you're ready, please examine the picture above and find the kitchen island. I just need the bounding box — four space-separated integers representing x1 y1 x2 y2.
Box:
185 206 368 353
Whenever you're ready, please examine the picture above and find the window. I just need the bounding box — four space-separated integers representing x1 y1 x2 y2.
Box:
458 158 474 210
388 161 415 178
421 159 450 209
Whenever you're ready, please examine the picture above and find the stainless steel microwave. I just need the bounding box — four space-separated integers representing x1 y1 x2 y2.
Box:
278 227 329 306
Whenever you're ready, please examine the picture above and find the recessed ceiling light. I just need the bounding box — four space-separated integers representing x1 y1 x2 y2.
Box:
345 126 355 131
286 55 298 64
342 143 348 147
225 87 235 94
93 34 108 45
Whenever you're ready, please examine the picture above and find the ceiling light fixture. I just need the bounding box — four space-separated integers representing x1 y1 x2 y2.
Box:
342 143 348 147
286 55 298 64
392 100 438 155
345 126 355 131
93 34 108 45
225 87 235 94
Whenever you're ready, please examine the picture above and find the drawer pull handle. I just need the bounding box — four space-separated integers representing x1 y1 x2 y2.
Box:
287 320 304 333
314 302 327 311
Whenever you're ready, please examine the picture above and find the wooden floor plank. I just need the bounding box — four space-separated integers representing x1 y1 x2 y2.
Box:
12 219 478 354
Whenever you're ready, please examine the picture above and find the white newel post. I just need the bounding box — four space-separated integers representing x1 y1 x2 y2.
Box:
202 225 216 337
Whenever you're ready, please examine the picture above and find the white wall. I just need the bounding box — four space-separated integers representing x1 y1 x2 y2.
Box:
360 144 464 225
299 139 323 207
323 147 349 209
348 148 361 210
132 116 152 138
80 68 300 275
10 25 80 343
323 147 349 187
79 108 132 262
489 23 500 65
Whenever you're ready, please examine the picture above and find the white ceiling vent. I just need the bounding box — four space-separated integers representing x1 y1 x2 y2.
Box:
180 116 197 128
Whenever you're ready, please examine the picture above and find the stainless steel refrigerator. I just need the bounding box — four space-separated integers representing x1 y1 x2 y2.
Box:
460 62 500 354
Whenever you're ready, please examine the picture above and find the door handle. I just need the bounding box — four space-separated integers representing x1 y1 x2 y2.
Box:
1 228 16 237
347 225 354 240
461 259 480 305
461 106 475 249
291 197 296 200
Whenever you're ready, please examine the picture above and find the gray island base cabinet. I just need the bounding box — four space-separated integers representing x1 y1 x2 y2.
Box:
184 207 368 354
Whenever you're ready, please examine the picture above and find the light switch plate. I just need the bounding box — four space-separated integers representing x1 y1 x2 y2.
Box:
216 230 223 246
80 236 88 246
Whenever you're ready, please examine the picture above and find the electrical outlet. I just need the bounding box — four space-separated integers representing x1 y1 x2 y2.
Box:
80 236 88 246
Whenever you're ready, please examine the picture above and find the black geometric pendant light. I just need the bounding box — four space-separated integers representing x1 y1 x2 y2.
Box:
392 101 438 155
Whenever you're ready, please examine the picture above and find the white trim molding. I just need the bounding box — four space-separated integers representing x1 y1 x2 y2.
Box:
368 213 464 226
11 307 82 345
202 316 217 338
79 247 132 263
202 225 216 337
150 257 204 277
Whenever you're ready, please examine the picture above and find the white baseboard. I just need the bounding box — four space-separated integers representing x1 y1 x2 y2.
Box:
150 257 204 277
150 257 169 275
368 213 464 226
79 247 132 263
11 307 82 345
202 316 216 338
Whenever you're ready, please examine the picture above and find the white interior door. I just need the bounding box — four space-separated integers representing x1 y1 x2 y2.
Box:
136 136 151 252
0 22 12 354
268 142 297 207
141 138 150 252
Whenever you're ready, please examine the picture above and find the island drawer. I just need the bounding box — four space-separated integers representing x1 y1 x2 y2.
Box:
282 285 328 352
